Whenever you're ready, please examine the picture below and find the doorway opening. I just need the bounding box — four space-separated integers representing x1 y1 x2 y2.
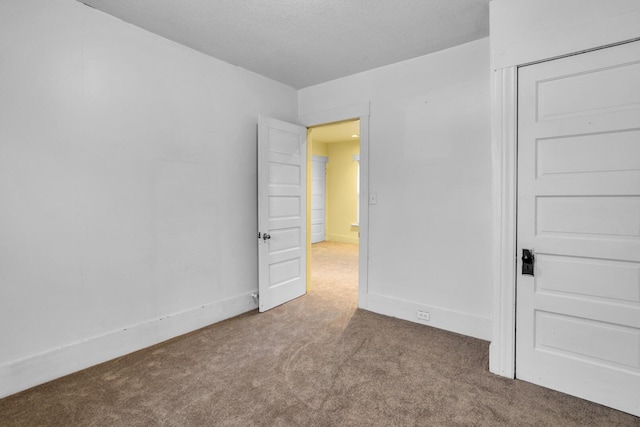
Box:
307 119 360 300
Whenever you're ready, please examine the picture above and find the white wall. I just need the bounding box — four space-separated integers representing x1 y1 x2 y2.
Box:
299 38 493 340
491 0 640 70
0 0 297 398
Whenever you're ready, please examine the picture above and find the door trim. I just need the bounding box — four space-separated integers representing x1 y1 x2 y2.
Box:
298 102 371 309
490 66 518 378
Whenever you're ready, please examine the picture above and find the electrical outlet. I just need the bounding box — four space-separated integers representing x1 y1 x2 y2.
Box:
417 310 430 321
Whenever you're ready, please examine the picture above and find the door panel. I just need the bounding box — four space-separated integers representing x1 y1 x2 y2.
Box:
258 116 307 312
535 255 640 302
516 40 640 416
536 60 640 121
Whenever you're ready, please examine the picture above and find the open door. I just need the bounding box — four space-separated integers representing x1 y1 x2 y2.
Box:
258 116 307 312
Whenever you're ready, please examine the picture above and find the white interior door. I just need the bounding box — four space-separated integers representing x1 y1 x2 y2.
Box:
258 116 307 312
311 156 327 243
516 40 640 416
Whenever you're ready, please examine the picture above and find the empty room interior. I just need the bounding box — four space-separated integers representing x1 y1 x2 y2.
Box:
1 0 639 425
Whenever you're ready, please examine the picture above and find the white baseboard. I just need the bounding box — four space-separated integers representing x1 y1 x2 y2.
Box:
0 290 258 399
367 293 492 341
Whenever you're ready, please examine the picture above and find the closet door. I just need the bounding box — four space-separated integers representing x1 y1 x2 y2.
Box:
516 40 640 416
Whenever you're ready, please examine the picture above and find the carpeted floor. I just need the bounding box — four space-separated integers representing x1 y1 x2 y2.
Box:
0 241 638 426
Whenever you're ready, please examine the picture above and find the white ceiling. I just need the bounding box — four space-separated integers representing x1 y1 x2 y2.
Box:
79 0 490 89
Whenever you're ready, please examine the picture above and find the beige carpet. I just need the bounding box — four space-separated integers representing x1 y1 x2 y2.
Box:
0 241 638 426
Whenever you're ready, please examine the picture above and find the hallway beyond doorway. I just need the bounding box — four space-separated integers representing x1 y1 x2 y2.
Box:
311 241 358 302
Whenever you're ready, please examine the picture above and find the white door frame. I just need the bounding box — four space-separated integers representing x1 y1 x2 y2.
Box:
489 39 640 379
298 102 370 309
489 66 518 378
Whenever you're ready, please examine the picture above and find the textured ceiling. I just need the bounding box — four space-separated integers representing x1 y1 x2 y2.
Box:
78 0 490 89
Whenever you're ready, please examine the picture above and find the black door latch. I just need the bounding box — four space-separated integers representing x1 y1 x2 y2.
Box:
522 249 534 276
